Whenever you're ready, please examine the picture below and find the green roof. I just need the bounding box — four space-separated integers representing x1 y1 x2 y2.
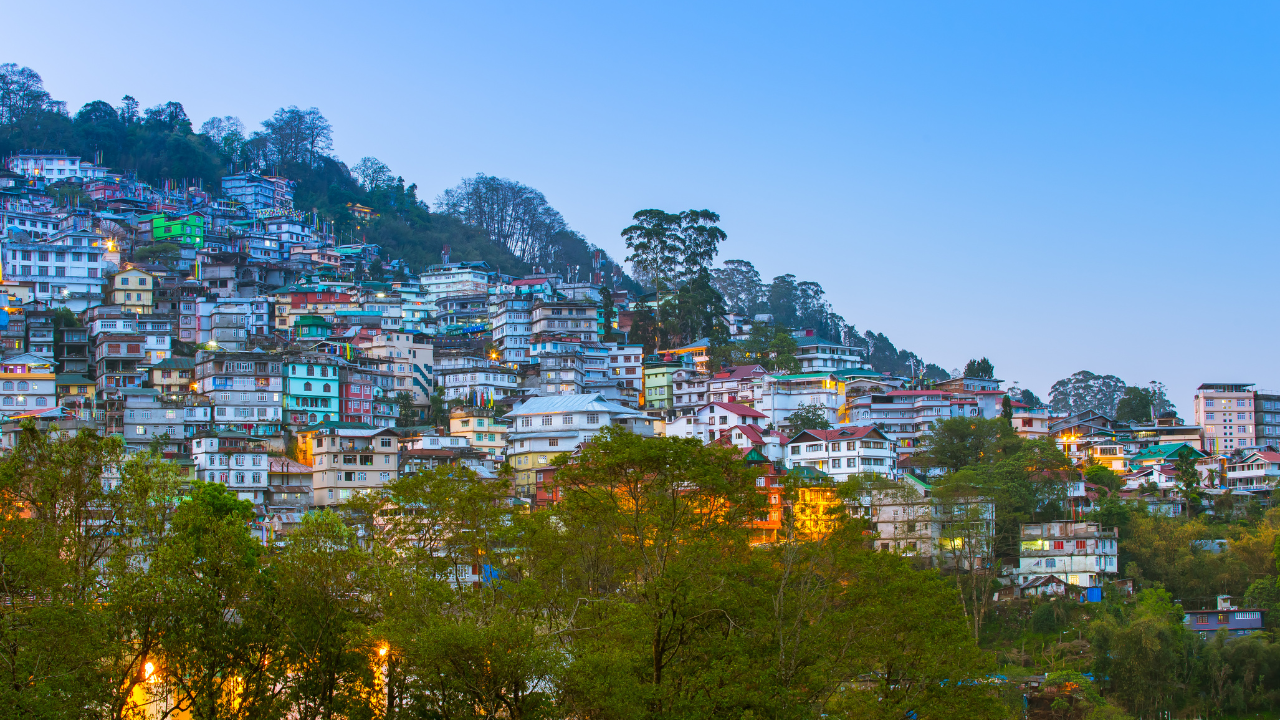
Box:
56 374 91 384
773 372 835 381
833 368 884 379
150 357 197 370
742 447 770 465
786 465 831 482
1131 443 1204 462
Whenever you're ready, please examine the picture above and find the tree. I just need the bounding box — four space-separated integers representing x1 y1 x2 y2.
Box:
1048 371 1127 416
1001 395 1013 424
436 174 568 263
143 101 191 133
917 416 1019 475
133 242 182 267
260 105 332 167
1115 386 1155 424
394 390 417 427
709 258 764 315
621 209 726 287
963 357 995 379
0 63 52 124
351 156 393 189
598 284 616 343
787 402 832 432
741 321 799 373
1174 446 1204 517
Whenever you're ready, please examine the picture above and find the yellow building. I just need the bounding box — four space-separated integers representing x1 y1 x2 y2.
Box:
449 407 509 459
110 267 157 313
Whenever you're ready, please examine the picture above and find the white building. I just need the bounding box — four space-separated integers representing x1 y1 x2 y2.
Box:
3 230 109 309
506 393 656 492
608 344 645 391
418 261 492 313
851 390 966 455
5 152 107 182
785 426 897 480
794 335 866 372
1014 521 1119 588
191 430 271 501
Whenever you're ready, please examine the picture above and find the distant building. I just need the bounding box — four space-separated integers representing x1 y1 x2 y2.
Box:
1195 383 1256 455
4 151 107 182
1014 521 1118 588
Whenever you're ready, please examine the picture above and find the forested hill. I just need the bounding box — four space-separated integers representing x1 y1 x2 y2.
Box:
1 62 948 375
0 63 640 289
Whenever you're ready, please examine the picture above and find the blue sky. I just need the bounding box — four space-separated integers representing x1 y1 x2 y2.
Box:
7 1 1279 410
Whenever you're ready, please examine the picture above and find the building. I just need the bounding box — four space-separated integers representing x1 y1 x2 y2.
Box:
530 298 600 343
191 430 271 501
1255 392 1280 447
670 367 710 417
148 357 197 397
418 261 493 313
221 173 294 213
852 474 995 569
2 231 108 307
296 422 400 507
1184 599 1266 641
755 371 848 429
691 401 768 442
794 335 865 372
283 355 342 428
642 353 693 417
109 267 157 314
195 352 284 436
1010 401 1051 440
608 344 645 392
505 393 656 495
361 331 434 405
1195 383 1257 455
4 151 106 181
449 407 509 460
850 390 957 455
784 426 897 480
0 353 55 417
1013 521 1119 589
1223 450 1280 494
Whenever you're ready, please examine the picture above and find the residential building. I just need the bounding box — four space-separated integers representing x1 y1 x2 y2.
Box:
1185 599 1266 641
119 388 203 453
1010 401 1051 440
506 393 655 495
283 355 342 428
191 429 271 501
296 422 400 507
56 324 89 374
1255 392 1280 447
608 344 645 391
437 354 519 404
670 367 710 417
2 231 108 308
530 298 600 343
785 426 898 480
109 267 157 314
850 390 957 454
855 474 995 569
221 173 294 212
449 407 509 459
93 333 147 394
148 357 196 397
692 401 768 442
195 352 284 436
339 364 395 426
1014 521 1119 588
642 353 693 418
1223 450 1280 493
0 353 55 417
705 364 768 404
418 261 493 313
794 335 865 372
755 371 849 429
5 151 106 181
1195 383 1257 455
361 331 434 405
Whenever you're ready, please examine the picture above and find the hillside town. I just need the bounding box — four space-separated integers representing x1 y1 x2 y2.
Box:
0 148 1272 604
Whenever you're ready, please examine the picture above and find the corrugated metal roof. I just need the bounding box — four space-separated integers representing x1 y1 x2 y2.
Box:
506 393 645 417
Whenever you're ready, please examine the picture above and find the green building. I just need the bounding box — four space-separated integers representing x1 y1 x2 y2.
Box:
283 355 341 427
148 212 206 247
293 315 332 340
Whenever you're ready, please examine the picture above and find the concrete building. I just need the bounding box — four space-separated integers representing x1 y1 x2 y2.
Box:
3 231 108 308
449 407 509 460
785 426 898 480
1195 383 1257 455
191 430 271 502
283 354 342 428
194 352 284 436
0 353 55 417
1014 521 1119 589
505 393 655 495
296 422 400 507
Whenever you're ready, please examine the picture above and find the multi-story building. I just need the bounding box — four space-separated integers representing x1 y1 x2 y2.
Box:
1195 383 1257 455
530 298 600 343
148 357 196 398
25 313 53 359
754 371 848 429
850 390 960 456
1010 401 1052 440
705 364 768 405
361 331 434 405
670 367 709 417
296 423 400 507
785 426 898 480
1013 521 1119 589
642 353 693 418
490 294 535 362
0 353 56 417
857 474 995 569
506 393 656 495
532 353 585 397
2 231 108 308
1255 392 1280 448
339 364 395 426
93 333 147 394
436 292 489 330
794 334 866 372
418 261 493 313
4 151 106 181
1223 450 1280 493
108 267 157 314
143 212 206 249
119 388 206 453
608 344 645 391
283 355 342 427
191 429 271 501
436 353 518 404
56 324 90 374
195 352 284 436
221 173 294 213
449 407 509 460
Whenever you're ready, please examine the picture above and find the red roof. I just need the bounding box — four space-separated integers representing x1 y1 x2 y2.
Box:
513 278 547 286
1252 451 1280 462
788 425 881 443
974 390 1006 395
701 401 767 418
887 390 951 396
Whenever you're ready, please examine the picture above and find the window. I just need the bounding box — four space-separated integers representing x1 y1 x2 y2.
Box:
522 417 532 427
587 413 599 424
805 444 822 453
1053 541 1064 550
323 383 330 393
831 458 841 469
541 415 553 426
135 426 144 435
563 415 574 425
1196 614 1210 624
1076 540 1087 550
548 439 559 447
304 382 312 391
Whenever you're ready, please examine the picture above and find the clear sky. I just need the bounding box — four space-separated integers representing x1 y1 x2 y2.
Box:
7 1 1279 411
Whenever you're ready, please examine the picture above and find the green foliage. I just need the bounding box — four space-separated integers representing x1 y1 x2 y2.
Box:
621 208 726 286
394 390 417 427
1114 386 1154 424
1032 602 1060 634
1121 513 1250 600
740 320 799 373
1001 394 1013 423
963 357 995 379
1084 463 1122 493
787 402 832 432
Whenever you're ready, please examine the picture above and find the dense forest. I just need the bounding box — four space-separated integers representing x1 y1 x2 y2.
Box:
1 61 951 377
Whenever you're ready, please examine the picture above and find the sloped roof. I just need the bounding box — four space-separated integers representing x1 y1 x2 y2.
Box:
1131 443 1204 462
150 357 197 370
788 425 883 444
701 401 767 418
269 457 314 472
505 393 645 418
